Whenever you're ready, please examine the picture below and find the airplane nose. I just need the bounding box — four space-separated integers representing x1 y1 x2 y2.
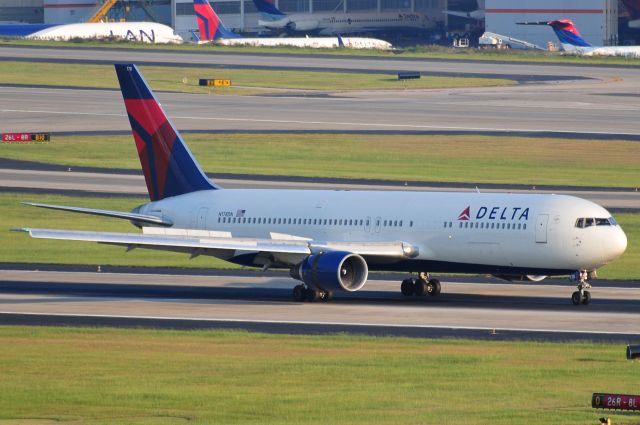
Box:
610 227 628 260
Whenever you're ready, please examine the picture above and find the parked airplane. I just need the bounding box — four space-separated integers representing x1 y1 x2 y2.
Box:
0 21 183 43
519 19 640 57
193 0 391 49
252 0 432 35
443 0 484 21
16 64 627 305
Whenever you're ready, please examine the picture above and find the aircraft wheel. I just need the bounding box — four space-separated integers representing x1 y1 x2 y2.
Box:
306 288 320 302
414 278 429 297
322 291 333 302
400 278 415 296
571 291 582 305
582 290 591 305
427 279 441 296
293 285 307 302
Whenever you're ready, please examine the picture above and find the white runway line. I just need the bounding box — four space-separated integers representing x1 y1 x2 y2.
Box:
2 108 640 136
1 310 639 336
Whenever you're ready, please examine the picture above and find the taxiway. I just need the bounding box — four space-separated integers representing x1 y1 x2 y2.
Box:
0 270 638 340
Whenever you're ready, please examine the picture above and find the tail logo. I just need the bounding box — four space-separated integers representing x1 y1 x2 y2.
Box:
115 64 216 201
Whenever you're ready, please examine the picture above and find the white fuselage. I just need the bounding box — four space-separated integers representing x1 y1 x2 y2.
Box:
136 189 627 275
216 36 391 49
259 12 432 35
562 43 640 58
27 22 183 44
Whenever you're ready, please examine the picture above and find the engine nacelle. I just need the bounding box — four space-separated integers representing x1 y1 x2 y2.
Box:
290 20 319 31
494 274 548 282
290 251 368 292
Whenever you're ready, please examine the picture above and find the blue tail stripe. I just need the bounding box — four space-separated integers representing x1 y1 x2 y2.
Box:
127 114 160 200
553 28 592 47
115 64 154 100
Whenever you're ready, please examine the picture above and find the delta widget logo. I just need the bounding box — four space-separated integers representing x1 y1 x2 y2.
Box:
458 206 471 221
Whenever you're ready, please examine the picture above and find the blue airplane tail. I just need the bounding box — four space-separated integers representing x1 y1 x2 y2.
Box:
547 19 592 48
114 64 218 201
252 0 286 21
193 0 241 41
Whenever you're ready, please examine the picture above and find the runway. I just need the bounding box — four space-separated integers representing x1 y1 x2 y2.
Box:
0 269 638 340
2 167 639 210
2 47 640 136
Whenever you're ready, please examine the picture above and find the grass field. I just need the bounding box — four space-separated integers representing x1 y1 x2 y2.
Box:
4 38 640 66
2 134 639 188
3 193 638 280
0 61 515 94
0 326 637 425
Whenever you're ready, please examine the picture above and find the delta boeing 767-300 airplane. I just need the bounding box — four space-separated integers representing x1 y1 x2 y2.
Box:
16 64 627 305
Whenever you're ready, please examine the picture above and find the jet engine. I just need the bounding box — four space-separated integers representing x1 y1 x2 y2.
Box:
288 20 319 31
290 251 368 292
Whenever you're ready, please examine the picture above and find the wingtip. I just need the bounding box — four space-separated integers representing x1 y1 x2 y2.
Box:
10 228 30 233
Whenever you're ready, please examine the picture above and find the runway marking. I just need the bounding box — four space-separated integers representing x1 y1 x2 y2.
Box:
1 311 638 336
3 108 640 136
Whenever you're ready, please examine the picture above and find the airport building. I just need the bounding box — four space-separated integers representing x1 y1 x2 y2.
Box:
485 0 619 47
173 0 445 38
0 0 635 46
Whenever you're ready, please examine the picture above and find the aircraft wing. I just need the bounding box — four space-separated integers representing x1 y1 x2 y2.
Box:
15 227 419 259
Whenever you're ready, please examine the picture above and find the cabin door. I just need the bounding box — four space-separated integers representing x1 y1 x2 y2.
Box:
197 207 208 230
535 214 548 243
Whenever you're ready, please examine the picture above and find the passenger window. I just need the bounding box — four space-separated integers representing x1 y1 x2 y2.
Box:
366 219 370 226
523 224 527 230
410 221 413 227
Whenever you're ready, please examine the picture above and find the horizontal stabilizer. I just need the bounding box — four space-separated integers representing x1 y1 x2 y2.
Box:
22 202 173 226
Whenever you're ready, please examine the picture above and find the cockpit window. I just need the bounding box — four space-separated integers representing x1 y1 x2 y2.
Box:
575 217 617 228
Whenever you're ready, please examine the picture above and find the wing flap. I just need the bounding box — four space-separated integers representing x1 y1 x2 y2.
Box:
15 228 419 259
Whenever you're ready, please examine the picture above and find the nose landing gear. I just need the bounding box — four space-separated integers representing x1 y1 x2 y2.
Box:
571 270 592 305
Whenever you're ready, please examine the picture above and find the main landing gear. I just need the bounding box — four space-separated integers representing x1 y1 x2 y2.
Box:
401 272 441 298
571 270 592 305
292 284 333 302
